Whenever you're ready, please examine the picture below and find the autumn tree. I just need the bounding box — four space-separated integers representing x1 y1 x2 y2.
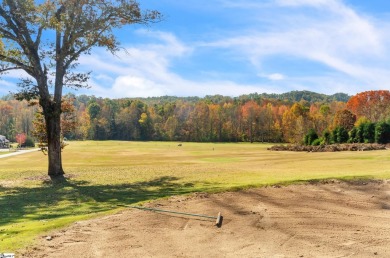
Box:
241 100 261 143
221 102 240 142
175 102 195 141
188 102 210 142
0 1 161 177
310 104 331 135
32 97 77 148
164 116 179 141
257 103 274 142
333 109 356 131
282 103 310 143
346 90 390 122
208 103 223 141
15 132 26 147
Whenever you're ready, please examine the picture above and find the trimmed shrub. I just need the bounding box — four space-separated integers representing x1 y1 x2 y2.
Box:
322 130 331 145
311 138 322 146
23 136 35 147
332 126 348 143
348 127 358 143
375 122 390 144
362 122 375 143
304 129 318 145
355 123 365 143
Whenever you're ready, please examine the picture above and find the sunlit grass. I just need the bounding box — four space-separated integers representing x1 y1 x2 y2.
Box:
1 141 389 252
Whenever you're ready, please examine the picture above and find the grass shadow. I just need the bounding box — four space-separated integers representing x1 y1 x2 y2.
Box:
0 176 195 227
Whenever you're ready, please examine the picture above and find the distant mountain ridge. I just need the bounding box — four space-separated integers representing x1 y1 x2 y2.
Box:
1 90 350 104
250 91 350 103
120 90 350 105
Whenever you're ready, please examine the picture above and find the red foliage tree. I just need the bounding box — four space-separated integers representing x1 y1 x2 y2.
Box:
16 133 27 148
346 90 390 122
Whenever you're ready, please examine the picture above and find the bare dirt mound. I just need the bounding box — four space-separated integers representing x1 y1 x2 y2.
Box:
268 143 387 152
21 180 390 257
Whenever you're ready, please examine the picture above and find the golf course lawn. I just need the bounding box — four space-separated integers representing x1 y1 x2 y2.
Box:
1 141 389 252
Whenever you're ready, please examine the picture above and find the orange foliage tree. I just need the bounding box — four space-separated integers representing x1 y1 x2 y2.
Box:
346 90 390 122
241 100 261 143
32 98 76 152
282 103 311 143
333 109 356 131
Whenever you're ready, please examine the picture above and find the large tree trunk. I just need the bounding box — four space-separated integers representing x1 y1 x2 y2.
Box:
46 111 64 177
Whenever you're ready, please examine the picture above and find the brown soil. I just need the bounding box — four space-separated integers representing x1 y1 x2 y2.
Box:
21 180 390 258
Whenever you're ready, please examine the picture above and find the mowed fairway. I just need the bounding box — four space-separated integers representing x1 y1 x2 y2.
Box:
1 141 390 252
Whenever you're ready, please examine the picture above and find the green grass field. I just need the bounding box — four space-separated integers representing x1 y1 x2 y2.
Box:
1 141 390 252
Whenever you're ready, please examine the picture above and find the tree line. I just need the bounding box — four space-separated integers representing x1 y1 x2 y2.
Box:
304 90 390 145
1 90 390 145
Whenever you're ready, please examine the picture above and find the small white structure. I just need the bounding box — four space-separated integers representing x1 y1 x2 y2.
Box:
0 135 10 148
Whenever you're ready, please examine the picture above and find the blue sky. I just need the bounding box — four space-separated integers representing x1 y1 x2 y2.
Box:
2 0 390 98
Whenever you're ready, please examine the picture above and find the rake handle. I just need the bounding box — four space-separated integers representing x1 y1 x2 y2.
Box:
129 205 217 220
118 204 223 227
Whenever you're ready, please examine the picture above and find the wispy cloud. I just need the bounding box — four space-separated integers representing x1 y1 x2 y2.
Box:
79 31 276 98
218 0 273 9
76 0 390 98
202 0 390 94
263 73 285 81
275 0 334 8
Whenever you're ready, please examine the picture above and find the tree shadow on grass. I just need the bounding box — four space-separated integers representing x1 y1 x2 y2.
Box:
0 176 195 227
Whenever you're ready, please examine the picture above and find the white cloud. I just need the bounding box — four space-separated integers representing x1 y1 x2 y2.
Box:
0 80 14 95
258 72 285 81
112 75 167 97
268 73 285 81
275 0 333 8
94 74 114 83
134 29 192 58
218 0 272 9
78 28 285 98
203 0 390 94
74 1 390 98
0 79 14 87
207 7 384 63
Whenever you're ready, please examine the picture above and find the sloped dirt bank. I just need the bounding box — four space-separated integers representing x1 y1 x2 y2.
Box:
21 180 390 257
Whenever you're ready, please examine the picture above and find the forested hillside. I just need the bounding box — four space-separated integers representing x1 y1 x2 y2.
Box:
1 90 389 144
0 91 349 142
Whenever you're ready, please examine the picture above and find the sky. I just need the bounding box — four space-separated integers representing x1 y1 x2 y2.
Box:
2 0 390 98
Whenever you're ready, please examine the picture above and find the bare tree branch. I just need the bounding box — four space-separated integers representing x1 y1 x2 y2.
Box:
0 53 34 75
0 65 22 73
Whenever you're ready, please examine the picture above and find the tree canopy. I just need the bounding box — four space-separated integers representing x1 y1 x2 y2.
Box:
0 0 161 177
2 90 390 146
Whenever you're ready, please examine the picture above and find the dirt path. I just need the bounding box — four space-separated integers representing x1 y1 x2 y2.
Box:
0 149 40 159
21 180 390 257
